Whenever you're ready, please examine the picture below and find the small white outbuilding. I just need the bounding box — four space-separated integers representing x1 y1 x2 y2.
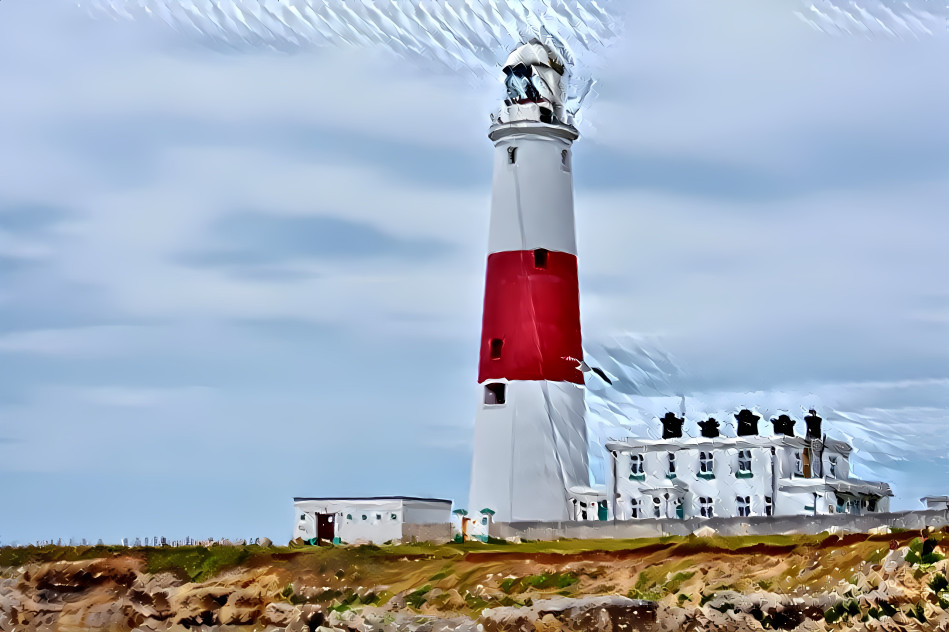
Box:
293 496 452 545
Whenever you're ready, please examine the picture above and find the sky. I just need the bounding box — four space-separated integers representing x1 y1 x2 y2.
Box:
0 1 946 545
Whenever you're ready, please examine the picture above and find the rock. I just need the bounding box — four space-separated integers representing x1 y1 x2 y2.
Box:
482 596 658 632
259 537 274 547
693 526 717 538
262 601 297 627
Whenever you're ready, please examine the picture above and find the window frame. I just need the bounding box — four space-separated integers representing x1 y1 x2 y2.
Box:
699 497 714 518
737 496 751 517
629 497 641 519
698 451 715 479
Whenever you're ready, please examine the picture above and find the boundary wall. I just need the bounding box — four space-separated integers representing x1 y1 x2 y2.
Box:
489 509 949 541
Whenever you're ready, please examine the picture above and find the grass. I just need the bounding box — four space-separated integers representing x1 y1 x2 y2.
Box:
1 527 945 621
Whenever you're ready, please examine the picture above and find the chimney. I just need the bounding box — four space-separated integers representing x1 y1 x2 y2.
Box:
771 414 796 436
698 417 720 438
804 409 822 439
660 412 684 439
735 409 760 436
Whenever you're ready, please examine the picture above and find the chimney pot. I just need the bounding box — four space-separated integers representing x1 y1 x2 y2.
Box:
771 414 796 436
804 409 822 440
735 409 760 436
660 412 684 439
698 417 720 438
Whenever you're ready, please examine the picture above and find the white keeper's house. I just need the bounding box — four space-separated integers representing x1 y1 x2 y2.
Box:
605 409 892 521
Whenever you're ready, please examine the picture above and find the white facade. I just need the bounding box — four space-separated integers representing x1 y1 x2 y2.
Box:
605 435 892 521
470 379 589 522
293 497 451 545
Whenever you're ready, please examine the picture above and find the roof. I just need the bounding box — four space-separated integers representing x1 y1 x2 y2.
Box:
607 435 853 455
293 496 452 504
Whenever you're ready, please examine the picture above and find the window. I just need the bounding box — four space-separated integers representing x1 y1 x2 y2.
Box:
653 497 661 518
794 451 804 476
533 248 548 269
299 514 306 522
508 146 517 164
828 455 838 478
391 513 398 521
765 496 773 517
629 454 644 479
362 514 367 521
629 498 641 519
737 496 751 517
667 453 676 478
737 449 752 477
346 514 353 521
375 513 382 521
699 452 715 478
867 498 877 512
561 149 571 171
484 383 506 405
699 497 714 518
490 338 503 360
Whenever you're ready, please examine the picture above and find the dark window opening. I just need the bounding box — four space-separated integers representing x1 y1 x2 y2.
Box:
534 248 549 269
490 338 503 359
484 383 506 405
561 149 571 170
508 146 517 164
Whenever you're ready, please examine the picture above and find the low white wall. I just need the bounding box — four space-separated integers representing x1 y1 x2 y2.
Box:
490 509 949 541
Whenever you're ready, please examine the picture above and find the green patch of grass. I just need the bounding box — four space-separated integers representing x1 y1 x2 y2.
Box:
905 538 944 567
463 591 491 612
144 546 250 582
907 602 927 623
665 571 695 594
628 571 663 602
406 584 432 609
929 574 948 593
429 569 452 582
524 572 578 590
824 602 848 624
500 572 578 594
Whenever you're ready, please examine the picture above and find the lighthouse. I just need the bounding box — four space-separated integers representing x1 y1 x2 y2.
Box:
468 41 590 523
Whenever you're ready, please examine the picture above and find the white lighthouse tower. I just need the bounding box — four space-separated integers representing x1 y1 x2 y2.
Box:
468 41 591 523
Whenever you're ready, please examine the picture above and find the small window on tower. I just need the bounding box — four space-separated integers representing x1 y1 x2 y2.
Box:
490 338 503 359
508 146 517 164
534 248 549 269
484 383 506 405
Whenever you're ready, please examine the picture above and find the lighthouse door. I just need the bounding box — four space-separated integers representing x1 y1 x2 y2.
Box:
316 514 335 543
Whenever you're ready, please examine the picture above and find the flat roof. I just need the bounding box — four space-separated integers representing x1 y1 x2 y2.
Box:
293 496 453 504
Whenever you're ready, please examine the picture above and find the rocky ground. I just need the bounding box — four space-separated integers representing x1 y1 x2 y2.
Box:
1 528 948 631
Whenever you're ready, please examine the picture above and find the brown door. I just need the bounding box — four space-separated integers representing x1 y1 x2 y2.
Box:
317 514 335 542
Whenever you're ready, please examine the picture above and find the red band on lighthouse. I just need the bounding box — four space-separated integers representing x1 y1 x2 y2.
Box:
478 249 583 384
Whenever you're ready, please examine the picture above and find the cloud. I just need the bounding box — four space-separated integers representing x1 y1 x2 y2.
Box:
0 0 944 542
181 212 453 274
